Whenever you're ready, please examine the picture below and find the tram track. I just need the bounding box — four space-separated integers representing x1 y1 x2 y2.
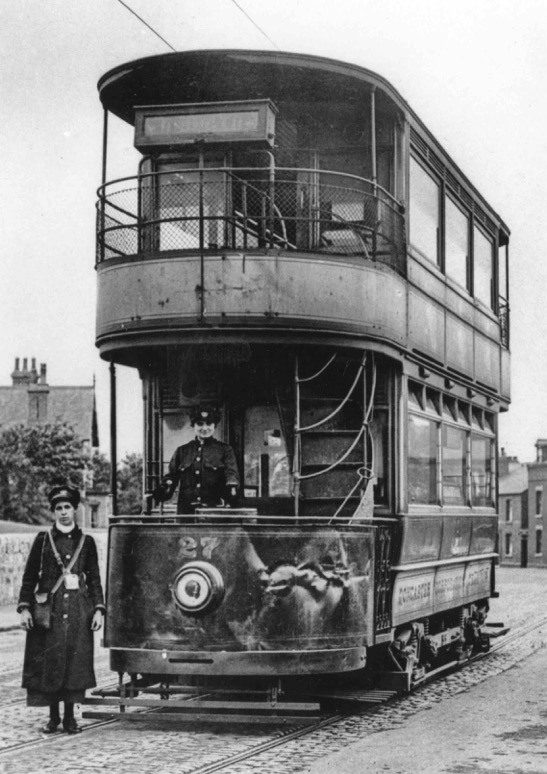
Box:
2 613 546 771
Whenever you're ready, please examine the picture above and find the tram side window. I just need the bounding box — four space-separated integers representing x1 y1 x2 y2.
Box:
409 157 440 266
408 381 496 508
408 414 438 504
442 425 466 505
445 196 470 291
243 405 291 498
473 224 494 309
471 434 494 506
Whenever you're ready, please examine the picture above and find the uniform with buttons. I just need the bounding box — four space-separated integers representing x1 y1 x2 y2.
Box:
17 523 105 706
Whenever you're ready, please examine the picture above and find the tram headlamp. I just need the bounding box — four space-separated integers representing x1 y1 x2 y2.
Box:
171 561 225 615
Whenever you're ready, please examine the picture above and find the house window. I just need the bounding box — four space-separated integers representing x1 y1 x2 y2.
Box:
536 527 543 556
505 498 513 523
536 488 543 518
90 504 99 529
409 157 440 266
504 533 512 557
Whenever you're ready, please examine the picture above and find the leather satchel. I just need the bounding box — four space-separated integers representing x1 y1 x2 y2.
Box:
32 592 52 629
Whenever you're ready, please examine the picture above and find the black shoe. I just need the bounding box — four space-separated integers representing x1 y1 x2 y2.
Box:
41 719 61 734
63 718 82 734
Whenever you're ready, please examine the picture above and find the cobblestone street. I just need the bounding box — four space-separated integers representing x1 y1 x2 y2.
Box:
0 568 545 774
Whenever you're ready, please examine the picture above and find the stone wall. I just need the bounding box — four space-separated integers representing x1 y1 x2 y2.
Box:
0 530 108 606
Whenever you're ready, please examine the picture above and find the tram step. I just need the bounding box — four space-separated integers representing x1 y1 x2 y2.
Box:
307 688 397 705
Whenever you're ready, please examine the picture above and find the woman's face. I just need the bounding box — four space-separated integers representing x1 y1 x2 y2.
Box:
54 500 76 528
194 420 215 440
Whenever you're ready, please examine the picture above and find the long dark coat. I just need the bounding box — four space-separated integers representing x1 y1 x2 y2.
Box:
17 525 105 702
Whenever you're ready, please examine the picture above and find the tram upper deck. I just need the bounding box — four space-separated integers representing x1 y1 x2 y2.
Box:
95 49 510 404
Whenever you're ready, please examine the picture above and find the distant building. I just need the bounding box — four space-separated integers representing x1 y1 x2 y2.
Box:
0 357 110 528
498 449 528 567
498 441 547 568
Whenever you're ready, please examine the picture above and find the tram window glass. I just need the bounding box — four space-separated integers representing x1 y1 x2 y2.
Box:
370 410 388 504
473 224 494 308
442 425 466 505
445 196 470 290
155 159 227 250
425 389 441 416
442 396 458 422
243 405 291 498
408 383 495 509
471 408 484 430
408 414 438 504
457 401 470 425
409 157 440 266
408 381 424 410
471 435 493 506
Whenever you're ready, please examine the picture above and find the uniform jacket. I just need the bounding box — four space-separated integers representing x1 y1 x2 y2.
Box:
164 437 240 512
17 525 105 695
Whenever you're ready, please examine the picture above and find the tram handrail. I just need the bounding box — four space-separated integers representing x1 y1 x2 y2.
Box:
96 165 406 270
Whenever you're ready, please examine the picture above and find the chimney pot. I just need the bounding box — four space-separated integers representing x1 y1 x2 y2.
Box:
23 358 28 371
15 357 20 371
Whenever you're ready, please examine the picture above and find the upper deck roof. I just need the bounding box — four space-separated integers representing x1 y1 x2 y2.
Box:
98 49 509 234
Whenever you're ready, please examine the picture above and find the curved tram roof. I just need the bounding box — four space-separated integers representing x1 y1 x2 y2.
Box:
98 49 509 233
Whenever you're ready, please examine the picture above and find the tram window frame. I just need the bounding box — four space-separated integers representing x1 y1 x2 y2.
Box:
445 194 470 291
409 150 503 320
473 222 495 309
407 380 496 509
409 156 441 267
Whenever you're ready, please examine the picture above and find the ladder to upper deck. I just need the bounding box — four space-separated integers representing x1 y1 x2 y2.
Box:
293 353 374 520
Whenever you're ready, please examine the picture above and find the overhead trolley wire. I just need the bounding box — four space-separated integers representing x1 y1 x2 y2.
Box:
114 0 177 52
228 0 281 50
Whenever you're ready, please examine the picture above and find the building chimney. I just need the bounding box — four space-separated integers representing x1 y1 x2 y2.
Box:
11 356 32 387
40 363 47 385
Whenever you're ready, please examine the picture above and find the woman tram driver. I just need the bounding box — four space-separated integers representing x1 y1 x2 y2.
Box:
153 405 240 513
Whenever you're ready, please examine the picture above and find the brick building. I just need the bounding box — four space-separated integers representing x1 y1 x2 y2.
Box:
498 441 547 568
0 357 110 527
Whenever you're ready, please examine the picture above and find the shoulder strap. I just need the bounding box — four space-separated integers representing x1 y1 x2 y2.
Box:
47 532 87 596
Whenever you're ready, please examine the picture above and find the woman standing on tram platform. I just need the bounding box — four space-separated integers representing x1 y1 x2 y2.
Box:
17 485 105 735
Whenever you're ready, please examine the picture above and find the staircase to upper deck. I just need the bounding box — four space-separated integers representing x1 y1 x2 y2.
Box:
294 354 371 520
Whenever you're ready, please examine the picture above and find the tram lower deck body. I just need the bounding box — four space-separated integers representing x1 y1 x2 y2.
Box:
104 515 495 697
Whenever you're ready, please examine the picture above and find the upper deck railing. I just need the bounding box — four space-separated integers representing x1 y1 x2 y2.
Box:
96 167 407 274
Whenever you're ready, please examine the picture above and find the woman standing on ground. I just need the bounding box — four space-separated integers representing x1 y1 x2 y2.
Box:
17 485 105 734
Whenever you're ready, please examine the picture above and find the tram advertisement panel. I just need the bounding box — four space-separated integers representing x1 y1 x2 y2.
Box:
105 525 374 652
392 558 492 625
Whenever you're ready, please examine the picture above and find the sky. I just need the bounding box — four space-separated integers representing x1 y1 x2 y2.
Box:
1 0 546 462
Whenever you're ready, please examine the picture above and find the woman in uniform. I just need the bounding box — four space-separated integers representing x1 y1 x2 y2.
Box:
17 485 105 734
153 404 240 513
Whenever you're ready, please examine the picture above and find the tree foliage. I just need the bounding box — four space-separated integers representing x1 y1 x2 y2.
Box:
117 453 143 515
0 423 144 523
0 423 86 524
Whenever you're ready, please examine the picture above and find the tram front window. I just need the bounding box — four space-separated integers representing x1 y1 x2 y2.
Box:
243 405 291 499
156 159 227 250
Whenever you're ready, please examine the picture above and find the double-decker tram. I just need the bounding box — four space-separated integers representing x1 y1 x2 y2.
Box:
93 50 510 722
